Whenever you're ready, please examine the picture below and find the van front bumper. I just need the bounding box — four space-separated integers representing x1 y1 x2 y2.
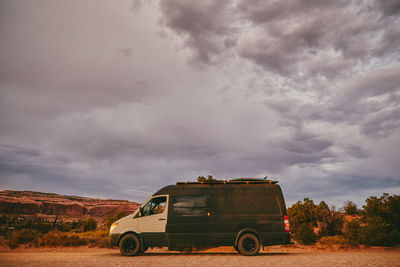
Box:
109 233 121 246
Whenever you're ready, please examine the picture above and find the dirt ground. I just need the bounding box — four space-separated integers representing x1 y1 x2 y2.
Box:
0 246 399 267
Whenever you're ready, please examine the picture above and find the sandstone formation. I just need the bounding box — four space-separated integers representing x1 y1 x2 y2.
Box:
0 190 140 217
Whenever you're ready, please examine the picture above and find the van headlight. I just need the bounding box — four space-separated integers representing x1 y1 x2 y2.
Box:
109 222 119 233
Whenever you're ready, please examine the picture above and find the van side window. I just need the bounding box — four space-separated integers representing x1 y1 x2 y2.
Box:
141 196 167 216
173 196 209 216
232 195 281 215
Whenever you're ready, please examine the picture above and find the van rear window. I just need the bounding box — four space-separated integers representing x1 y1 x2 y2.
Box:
173 196 209 216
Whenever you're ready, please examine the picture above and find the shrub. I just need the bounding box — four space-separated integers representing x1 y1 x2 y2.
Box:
344 220 361 245
288 198 318 234
56 221 74 232
343 201 358 215
0 216 87 234
317 210 344 237
79 230 111 248
361 193 400 246
289 198 344 241
317 201 330 221
90 235 110 248
7 229 37 248
362 216 400 246
39 232 87 247
196 175 218 182
14 216 52 233
296 223 317 245
363 194 400 227
82 218 97 232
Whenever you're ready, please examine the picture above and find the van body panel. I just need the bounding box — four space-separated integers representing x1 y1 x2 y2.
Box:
140 233 168 247
161 183 289 247
110 181 291 250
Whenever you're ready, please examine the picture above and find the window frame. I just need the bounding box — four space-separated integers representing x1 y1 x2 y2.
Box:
140 196 167 217
172 195 210 217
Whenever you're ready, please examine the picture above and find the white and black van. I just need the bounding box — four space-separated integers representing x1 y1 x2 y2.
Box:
109 178 291 256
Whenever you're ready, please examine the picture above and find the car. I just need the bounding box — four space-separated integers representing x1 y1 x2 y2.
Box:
109 178 291 256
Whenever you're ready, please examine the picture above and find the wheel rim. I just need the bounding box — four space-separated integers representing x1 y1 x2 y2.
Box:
123 238 137 253
243 238 256 252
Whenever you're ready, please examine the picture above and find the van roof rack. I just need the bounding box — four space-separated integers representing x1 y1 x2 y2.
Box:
176 178 278 185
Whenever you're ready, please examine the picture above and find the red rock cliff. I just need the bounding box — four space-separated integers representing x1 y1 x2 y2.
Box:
0 190 140 217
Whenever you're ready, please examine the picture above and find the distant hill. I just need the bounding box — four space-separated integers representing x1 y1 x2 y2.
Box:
0 190 140 217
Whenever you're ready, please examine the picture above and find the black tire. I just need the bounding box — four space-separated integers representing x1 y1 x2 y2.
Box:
237 233 260 256
119 233 141 256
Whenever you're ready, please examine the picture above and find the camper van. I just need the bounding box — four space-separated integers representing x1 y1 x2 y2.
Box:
109 178 291 256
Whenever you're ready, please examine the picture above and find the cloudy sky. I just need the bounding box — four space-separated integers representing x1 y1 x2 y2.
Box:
1 0 399 207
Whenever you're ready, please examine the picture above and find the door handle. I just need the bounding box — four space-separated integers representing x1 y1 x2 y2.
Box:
158 218 166 221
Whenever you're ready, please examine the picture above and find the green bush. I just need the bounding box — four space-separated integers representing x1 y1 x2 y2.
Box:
316 201 330 220
14 216 52 233
361 193 400 246
2 216 114 248
82 218 97 232
289 198 344 242
317 210 344 237
0 216 87 234
343 201 358 215
288 198 318 234
362 216 400 246
296 223 317 245
197 175 218 182
344 220 361 245
7 229 37 248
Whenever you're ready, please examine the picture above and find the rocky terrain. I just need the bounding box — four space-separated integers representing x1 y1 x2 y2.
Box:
0 190 140 217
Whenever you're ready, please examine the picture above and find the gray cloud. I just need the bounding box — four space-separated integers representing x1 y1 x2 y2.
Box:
159 0 236 64
0 0 399 206
373 0 400 16
158 0 399 78
360 106 400 137
263 65 400 138
237 0 347 24
285 173 400 207
237 0 398 78
281 132 333 156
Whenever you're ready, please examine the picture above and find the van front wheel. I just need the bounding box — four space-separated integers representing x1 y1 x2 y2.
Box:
119 233 141 256
237 233 260 256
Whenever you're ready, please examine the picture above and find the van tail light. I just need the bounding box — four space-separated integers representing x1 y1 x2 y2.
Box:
284 215 290 232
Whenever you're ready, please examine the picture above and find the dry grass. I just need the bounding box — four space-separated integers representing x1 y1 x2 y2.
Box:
3 230 111 249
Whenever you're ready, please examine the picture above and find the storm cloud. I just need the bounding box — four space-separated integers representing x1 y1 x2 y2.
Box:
0 0 399 206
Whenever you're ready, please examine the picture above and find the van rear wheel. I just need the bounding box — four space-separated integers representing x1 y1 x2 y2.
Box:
119 233 141 256
237 233 260 256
